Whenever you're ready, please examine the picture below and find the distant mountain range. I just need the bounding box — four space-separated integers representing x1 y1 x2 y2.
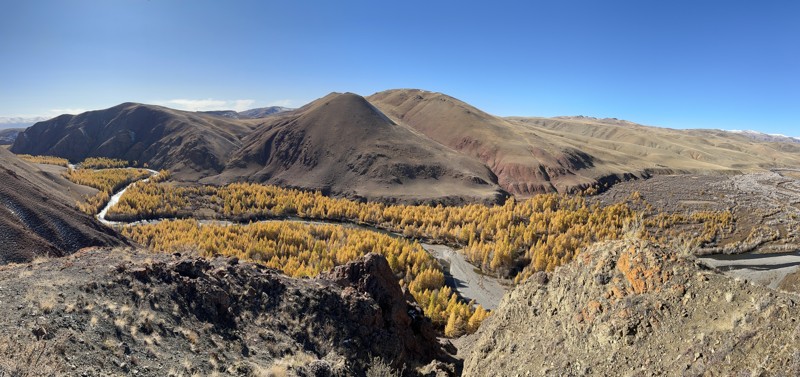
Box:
0 128 23 145
0 116 50 129
201 106 293 120
724 129 800 144
10 89 800 203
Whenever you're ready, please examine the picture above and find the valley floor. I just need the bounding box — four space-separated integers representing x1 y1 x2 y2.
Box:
423 244 508 310
700 251 800 290
99 167 800 303
595 171 800 294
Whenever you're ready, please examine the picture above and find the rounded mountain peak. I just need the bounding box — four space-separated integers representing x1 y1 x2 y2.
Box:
299 91 396 129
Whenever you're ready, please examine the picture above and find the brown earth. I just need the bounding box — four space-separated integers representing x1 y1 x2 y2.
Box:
214 92 505 204
592 172 800 255
369 89 800 197
0 250 456 376
12 89 800 203
10 103 259 181
462 238 800 376
0 148 97 203
780 269 800 295
0 149 125 264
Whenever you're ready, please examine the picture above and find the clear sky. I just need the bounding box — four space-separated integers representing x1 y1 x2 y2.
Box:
1 0 797 134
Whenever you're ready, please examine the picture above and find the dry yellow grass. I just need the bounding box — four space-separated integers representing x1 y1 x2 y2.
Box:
369 89 800 196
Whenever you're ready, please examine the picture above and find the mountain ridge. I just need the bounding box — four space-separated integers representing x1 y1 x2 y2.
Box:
12 88 800 202
214 92 505 204
201 106 293 120
11 102 259 180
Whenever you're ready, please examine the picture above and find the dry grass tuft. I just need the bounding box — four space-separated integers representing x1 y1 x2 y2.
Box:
0 335 65 376
366 357 405 377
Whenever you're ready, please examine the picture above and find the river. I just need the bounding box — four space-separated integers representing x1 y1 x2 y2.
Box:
99 172 799 308
96 168 159 226
698 251 800 289
96 173 508 309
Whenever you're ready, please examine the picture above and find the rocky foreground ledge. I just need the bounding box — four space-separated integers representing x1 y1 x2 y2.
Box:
463 238 800 376
0 248 456 376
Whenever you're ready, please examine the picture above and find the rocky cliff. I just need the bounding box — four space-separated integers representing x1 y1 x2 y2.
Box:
463 239 800 376
0 249 455 376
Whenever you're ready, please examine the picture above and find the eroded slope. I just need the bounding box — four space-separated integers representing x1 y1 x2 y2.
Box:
217 92 505 204
0 149 124 264
368 89 601 196
464 239 800 376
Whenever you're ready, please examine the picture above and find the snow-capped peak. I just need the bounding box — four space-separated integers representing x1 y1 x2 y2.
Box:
725 129 800 143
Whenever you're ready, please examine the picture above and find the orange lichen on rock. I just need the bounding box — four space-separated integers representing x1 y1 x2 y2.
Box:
615 245 671 294
582 300 603 322
610 285 625 299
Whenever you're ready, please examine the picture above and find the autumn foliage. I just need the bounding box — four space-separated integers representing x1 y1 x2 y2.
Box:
121 219 487 336
110 182 638 281
89 176 734 336
62 168 152 214
16 154 69 167
80 157 132 169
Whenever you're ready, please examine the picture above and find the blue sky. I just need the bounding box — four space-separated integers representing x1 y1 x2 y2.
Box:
0 0 797 134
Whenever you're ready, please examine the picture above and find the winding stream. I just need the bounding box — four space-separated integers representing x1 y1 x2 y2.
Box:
96 173 508 309
96 168 159 226
98 173 798 309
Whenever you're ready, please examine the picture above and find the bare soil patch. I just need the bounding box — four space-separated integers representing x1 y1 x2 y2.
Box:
592 173 800 255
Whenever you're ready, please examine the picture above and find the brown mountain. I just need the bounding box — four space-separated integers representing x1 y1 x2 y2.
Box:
368 89 609 196
10 103 258 181
0 148 125 264
369 89 800 196
213 92 505 204
12 89 800 201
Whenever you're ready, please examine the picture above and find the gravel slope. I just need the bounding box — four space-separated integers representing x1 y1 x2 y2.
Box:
463 238 800 376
